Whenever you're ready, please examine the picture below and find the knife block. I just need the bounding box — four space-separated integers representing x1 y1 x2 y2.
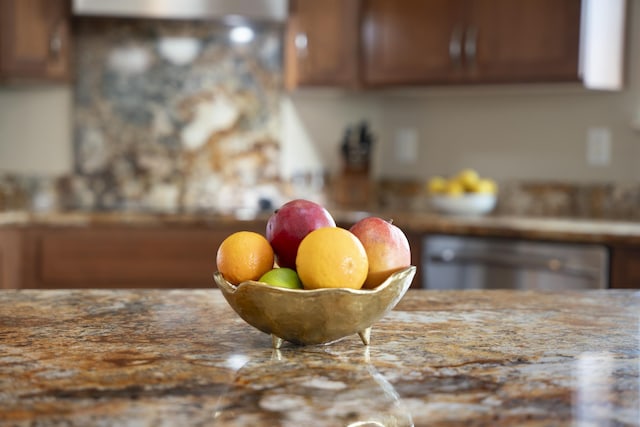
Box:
331 169 373 209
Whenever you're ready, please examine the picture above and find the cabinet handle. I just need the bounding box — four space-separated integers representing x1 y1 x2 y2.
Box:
448 25 463 68
49 21 63 58
464 26 478 67
294 32 308 58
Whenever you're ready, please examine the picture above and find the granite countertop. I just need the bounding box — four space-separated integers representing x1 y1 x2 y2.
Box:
1 289 638 426
2 209 640 245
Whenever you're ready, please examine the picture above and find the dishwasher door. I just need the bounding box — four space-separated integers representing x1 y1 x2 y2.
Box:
422 235 609 290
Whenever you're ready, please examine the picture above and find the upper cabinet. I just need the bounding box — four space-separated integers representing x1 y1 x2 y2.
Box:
285 0 360 90
363 0 581 86
0 0 72 83
362 0 467 85
461 0 581 84
286 0 593 89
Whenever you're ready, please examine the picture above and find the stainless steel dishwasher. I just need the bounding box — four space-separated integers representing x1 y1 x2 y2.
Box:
422 235 609 290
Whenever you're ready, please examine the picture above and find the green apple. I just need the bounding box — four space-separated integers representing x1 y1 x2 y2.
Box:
258 267 303 289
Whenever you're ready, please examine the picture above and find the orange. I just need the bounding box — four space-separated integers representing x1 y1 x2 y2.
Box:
295 227 368 290
216 231 274 285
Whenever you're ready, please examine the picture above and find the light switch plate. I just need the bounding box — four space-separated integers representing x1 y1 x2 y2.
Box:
395 128 419 164
586 127 611 166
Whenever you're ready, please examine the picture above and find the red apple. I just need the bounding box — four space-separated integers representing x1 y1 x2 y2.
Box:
266 199 336 269
349 217 411 289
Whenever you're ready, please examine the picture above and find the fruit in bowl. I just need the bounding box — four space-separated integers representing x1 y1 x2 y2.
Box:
214 199 415 348
349 217 411 289
266 199 336 269
427 169 498 215
296 227 369 290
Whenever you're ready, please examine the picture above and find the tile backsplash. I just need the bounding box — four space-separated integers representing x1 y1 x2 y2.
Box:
69 18 285 213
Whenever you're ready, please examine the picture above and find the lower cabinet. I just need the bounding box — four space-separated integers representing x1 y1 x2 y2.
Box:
609 246 640 289
0 224 263 289
0 223 424 289
405 230 423 289
3 224 635 290
0 229 24 289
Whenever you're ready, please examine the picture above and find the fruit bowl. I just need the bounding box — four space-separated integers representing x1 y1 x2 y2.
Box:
430 193 497 216
213 266 416 348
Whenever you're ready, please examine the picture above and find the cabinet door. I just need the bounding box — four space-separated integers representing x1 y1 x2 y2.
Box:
285 0 360 89
362 0 466 86
0 0 71 82
465 0 581 83
27 225 263 289
0 229 24 289
610 246 640 289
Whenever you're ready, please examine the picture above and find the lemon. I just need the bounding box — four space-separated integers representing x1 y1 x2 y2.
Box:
456 169 480 191
259 268 303 289
476 178 498 194
444 180 464 197
296 227 368 290
427 176 447 194
464 179 481 193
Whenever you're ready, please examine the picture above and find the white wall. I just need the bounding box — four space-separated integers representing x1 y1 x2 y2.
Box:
0 86 72 175
375 86 639 182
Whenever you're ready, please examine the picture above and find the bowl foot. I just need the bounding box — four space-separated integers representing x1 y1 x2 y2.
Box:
271 334 284 349
358 327 371 346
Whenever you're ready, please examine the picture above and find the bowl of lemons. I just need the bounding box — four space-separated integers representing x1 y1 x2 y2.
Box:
427 169 498 216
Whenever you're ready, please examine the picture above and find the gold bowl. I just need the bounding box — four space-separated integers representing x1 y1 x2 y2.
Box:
213 266 416 348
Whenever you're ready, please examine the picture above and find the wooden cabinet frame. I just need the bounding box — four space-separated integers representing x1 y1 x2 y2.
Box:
609 245 640 289
0 223 265 289
0 0 72 82
286 0 583 88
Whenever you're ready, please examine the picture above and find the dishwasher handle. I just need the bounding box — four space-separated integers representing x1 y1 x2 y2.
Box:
428 249 601 281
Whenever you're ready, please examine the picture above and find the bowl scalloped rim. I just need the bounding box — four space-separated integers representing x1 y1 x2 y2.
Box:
213 266 416 348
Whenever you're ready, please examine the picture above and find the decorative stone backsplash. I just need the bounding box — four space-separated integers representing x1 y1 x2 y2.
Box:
2 172 640 221
67 18 284 213
495 181 640 220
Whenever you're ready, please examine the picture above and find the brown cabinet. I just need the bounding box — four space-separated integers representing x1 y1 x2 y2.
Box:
610 246 640 289
363 0 581 86
0 219 424 290
362 0 466 85
0 223 265 289
0 229 24 289
285 0 360 89
464 0 581 83
0 0 71 83
286 0 581 88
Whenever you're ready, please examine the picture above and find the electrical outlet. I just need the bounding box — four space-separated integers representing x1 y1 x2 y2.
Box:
395 128 418 164
586 127 611 166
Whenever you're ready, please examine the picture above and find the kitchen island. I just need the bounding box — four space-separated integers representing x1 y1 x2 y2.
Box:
1 289 638 426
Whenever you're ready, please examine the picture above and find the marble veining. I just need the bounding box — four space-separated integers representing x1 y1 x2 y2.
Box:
0 289 638 426
69 18 285 213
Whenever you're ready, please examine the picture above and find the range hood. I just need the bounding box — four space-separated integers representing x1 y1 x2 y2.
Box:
72 0 288 23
